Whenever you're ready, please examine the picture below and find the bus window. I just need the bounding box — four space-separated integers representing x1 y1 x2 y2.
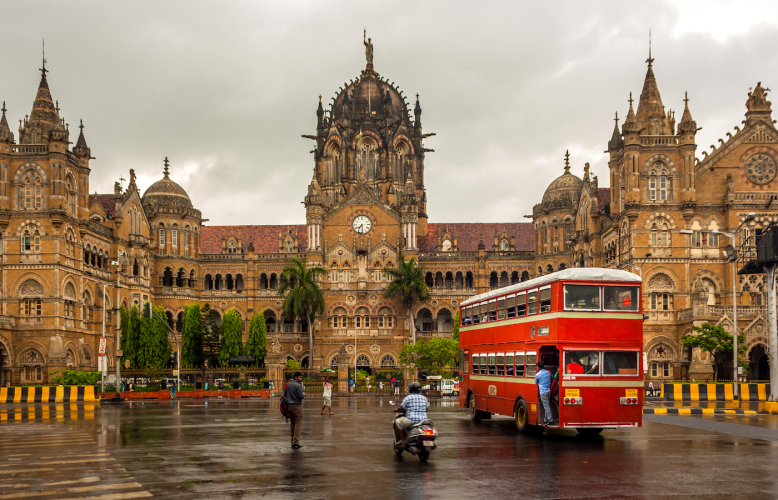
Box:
462 350 469 375
472 354 479 375
506 352 515 376
564 284 601 310
480 302 488 324
506 294 516 319
564 350 600 375
603 351 639 375
528 290 538 315
603 286 640 311
515 352 525 377
480 355 487 375
539 286 552 313
516 291 527 317
538 326 549 336
526 352 537 376
463 307 470 326
496 353 505 376
488 354 496 375
496 297 505 320
472 304 480 325
488 300 497 322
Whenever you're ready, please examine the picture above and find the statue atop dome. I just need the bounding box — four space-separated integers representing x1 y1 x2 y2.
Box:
364 29 373 68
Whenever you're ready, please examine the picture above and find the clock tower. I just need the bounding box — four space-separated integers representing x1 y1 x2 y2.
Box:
302 36 432 367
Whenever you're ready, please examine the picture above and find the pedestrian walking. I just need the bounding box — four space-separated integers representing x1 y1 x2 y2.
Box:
287 372 305 448
393 379 400 396
321 376 334 415
366 376 371 394
378 380 384 396
349 378 354 396
535 361 554 425
648 381 655 397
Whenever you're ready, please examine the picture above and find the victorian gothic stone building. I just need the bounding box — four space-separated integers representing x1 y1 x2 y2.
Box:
0 43 775 385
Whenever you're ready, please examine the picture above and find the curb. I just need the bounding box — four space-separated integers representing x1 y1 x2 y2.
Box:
643 408 757 415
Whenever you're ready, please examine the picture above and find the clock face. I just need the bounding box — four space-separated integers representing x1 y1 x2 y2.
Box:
352 215 372 234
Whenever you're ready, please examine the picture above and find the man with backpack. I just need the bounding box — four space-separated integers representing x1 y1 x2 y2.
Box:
286 372 305 448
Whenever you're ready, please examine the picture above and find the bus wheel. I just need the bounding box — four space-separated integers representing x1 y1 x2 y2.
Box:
469 394 481 422
577 428 603 436
515 399 529 433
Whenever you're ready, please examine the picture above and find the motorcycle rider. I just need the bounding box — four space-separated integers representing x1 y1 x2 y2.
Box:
393 382 429 444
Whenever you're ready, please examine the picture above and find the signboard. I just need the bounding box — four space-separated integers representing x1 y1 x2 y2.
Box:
116 350 123 357
173 369 179 376
106 374 116 385
643 352 648 373
124 359 130 369
426 375 443 380
229 356 255 364
99 355 107 374
98 337 107 355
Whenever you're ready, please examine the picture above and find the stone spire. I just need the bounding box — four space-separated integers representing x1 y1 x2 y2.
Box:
563 150 571 174
608 112 623 151
163 157 170 178
73 119 91 157
21 48 66 144
0 101 13 143
414 93 422 130
316 95 324 127
623 92 639 134
635 44 669 135
677 91 697 134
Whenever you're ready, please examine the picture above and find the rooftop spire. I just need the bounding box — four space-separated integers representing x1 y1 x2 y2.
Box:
636 37 669 135
564 150 570 173
74 119 90 157
39 39 49 87
608 111 624 151
0 101 12 143
678 91 697 134
26 44 62 140
163 157 170 178
646 29 654 68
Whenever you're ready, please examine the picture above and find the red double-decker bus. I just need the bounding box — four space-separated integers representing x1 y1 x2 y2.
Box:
458 268 643 435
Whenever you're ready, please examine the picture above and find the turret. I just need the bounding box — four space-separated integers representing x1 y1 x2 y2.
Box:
73 119 91 158
414 94 422 131
0 102 13 144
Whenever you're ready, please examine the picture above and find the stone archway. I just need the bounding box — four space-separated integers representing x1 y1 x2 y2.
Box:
748 343 769 381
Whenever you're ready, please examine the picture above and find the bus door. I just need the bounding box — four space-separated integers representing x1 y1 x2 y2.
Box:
460 349 470 407
539 346 560 424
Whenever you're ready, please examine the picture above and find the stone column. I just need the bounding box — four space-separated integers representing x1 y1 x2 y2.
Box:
264 337 285 396
335 345 350 396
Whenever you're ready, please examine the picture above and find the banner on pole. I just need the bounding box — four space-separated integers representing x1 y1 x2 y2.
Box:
98 337 107 355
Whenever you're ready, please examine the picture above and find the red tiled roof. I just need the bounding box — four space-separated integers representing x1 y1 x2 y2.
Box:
597 188 611 213
200 225 307 254
89 194 116 216
418 223 534 252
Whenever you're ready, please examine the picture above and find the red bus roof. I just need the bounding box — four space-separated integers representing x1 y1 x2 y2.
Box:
459 268 641 307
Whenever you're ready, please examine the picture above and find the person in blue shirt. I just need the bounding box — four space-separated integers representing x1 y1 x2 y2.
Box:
534 361 554 425
393 382 429 444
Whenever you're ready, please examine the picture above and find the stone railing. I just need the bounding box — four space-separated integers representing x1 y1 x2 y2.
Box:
87 220 113 238
641 136 679 146
11 144 48 154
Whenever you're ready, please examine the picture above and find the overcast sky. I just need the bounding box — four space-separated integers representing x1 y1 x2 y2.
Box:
2 1 778 226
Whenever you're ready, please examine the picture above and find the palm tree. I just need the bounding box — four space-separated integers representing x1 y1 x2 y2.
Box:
384 256 430 343
279 257 327 365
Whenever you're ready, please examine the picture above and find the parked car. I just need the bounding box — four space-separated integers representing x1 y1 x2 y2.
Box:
439 379 459 396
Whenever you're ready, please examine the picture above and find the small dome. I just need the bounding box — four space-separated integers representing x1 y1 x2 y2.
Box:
541 153 582 210
141 160 193 210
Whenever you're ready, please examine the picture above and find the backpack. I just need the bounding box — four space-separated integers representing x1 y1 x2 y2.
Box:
550 376 560 399
279 383 291 422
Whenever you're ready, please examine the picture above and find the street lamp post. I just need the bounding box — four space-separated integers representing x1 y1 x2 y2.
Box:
628 252 652 278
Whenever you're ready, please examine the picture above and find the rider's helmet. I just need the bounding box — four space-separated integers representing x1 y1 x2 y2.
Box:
408 382 422 393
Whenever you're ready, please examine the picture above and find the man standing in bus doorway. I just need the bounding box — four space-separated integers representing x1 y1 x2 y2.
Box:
535 361 554 425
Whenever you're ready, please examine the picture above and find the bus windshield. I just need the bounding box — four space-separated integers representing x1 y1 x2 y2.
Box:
603 286 640 311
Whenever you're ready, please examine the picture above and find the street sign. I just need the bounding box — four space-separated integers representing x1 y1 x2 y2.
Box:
229 356 255 364
173 369 179 376
116 350 123 357
98 337 107 355
124 359 130 369
426 375 443 380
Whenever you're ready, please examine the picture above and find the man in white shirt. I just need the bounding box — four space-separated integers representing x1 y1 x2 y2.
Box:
321 376 334 415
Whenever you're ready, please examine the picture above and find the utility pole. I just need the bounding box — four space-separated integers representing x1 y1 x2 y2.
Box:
768 263 778 402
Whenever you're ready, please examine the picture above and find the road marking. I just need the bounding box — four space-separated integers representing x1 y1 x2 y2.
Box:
0 458 114 467
44 477 101 486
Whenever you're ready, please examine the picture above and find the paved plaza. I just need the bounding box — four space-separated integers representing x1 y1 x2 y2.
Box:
1 398 778 499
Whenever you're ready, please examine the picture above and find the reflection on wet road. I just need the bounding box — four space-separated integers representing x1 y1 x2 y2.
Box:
1 398 778 498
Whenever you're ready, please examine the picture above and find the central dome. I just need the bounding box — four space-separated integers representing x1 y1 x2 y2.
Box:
331 70 409 122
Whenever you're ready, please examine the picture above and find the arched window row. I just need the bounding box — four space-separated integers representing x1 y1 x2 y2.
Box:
203 272 244 291
425 271 475 290
163 267 200 289
83 244 109 270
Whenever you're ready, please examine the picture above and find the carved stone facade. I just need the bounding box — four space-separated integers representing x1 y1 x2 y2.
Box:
0 45 774 384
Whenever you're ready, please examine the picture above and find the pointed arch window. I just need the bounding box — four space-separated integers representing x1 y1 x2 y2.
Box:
25 177 42 210
23 228 41 253
650 223 658 246
360 138 377 181
649 171 657 201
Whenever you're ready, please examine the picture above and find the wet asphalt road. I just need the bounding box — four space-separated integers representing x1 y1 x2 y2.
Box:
2 397 778 499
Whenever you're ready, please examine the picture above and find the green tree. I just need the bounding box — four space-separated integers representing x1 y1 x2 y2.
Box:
138 303 172 370
384 257 430 343
245 309 268 365
285 358 301 369
202 304 221 367
279 257 327 363
451 311 460 343
120 305 141 369
681 322 746 380
398 337 458 375
219 310 244 366
181 303 205 368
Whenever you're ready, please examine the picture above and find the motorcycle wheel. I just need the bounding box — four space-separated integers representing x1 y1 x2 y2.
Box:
418 450 430 461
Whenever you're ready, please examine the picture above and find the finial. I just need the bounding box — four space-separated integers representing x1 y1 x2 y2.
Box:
416 93 419 101
40 39 48 78
119 175 126 189
628 92 634 107
79 119 84 133
1 101 5 116
646 28 654 67
683 91 689 106
163 157 170 177
614 111 619 124
318 95 322 102
55 100 60 113
564 150 570 173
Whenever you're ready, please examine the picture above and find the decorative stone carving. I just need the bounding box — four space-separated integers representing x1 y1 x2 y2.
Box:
270 337 282 353
370 344 380 354
747 82 772 111
346 345 354 354
294 344 303 353
63 282 76 300
647 273 674 291
18 278 44 298
744 153 777 185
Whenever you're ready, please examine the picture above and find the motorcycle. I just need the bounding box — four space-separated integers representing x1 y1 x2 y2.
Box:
390 401 438 461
